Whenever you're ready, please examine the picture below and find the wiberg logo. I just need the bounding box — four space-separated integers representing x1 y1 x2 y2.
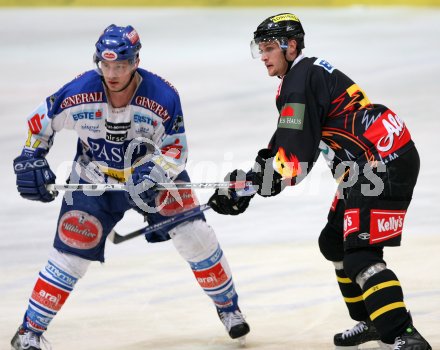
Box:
370 209 406 243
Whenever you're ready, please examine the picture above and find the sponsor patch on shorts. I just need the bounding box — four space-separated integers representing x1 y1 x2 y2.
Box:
58 210 103 250
370 209 406 243
156 186 199 216
344 209 360 238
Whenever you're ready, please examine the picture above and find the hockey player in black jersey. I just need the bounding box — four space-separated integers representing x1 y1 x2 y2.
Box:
209 13 431 350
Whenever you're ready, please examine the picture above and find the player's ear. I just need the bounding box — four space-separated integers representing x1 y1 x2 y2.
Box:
286 39 298 60
289 39 297 51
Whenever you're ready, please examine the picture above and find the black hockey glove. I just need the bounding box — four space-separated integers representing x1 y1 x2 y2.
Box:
208 169 255 216
253 148 286 197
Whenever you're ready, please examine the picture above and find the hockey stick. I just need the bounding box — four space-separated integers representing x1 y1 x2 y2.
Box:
46 181 253 192
107 203 212 244
107 184 257 244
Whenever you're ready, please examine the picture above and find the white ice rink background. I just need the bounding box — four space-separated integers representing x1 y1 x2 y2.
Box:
0 7 439 349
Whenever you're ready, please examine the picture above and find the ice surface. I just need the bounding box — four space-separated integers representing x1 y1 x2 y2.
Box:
0 7 439 349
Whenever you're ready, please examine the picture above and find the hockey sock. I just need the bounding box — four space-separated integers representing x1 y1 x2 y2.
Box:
189 244 238 312
362 269 411 343
335 267 369 321
23 260 79 334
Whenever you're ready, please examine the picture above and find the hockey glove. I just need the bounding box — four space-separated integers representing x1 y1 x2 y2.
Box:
13 155 57 202
208 169 255 216
125 160 169 213
253 148 286 197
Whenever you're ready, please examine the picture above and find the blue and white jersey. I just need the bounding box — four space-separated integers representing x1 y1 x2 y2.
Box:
22 68 188 182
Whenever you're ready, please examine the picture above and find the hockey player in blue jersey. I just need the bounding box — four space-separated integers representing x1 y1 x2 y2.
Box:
11 24 249 350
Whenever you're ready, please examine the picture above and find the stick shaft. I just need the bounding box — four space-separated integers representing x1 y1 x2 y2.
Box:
47 181 254 192
108 204 211 244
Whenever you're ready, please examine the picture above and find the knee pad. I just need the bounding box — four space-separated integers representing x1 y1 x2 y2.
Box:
48 248 91 278
355 262 387 289
169 219 219 262
333 261 344 270
343 248 385 285
318 223 344 262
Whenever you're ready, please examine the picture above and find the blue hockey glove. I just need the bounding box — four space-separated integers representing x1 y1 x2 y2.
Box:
208 169 255 216
253 148 285 197
13 155 57 202
125 160 169 213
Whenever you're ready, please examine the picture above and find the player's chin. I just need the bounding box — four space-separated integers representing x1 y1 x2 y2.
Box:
266 67 277 77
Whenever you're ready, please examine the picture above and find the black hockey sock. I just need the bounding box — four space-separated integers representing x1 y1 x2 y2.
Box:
335 268 369 321
362 269 411 344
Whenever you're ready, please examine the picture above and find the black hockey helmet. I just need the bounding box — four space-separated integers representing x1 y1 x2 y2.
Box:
251 13 305 58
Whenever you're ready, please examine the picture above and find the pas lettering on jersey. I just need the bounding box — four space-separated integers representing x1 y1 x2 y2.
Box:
22 68 188 182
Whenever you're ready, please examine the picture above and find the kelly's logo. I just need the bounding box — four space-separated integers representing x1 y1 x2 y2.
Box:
370 209 406 243
343 209 360 238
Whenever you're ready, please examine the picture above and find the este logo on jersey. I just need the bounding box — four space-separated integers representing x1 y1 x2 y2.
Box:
72 110 103 121
133 113 158 126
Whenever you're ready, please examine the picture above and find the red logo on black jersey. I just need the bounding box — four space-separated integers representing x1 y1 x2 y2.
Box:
363 110 411 158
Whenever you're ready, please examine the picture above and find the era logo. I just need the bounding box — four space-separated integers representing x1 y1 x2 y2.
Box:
370 209 406 243
343 209 360 238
